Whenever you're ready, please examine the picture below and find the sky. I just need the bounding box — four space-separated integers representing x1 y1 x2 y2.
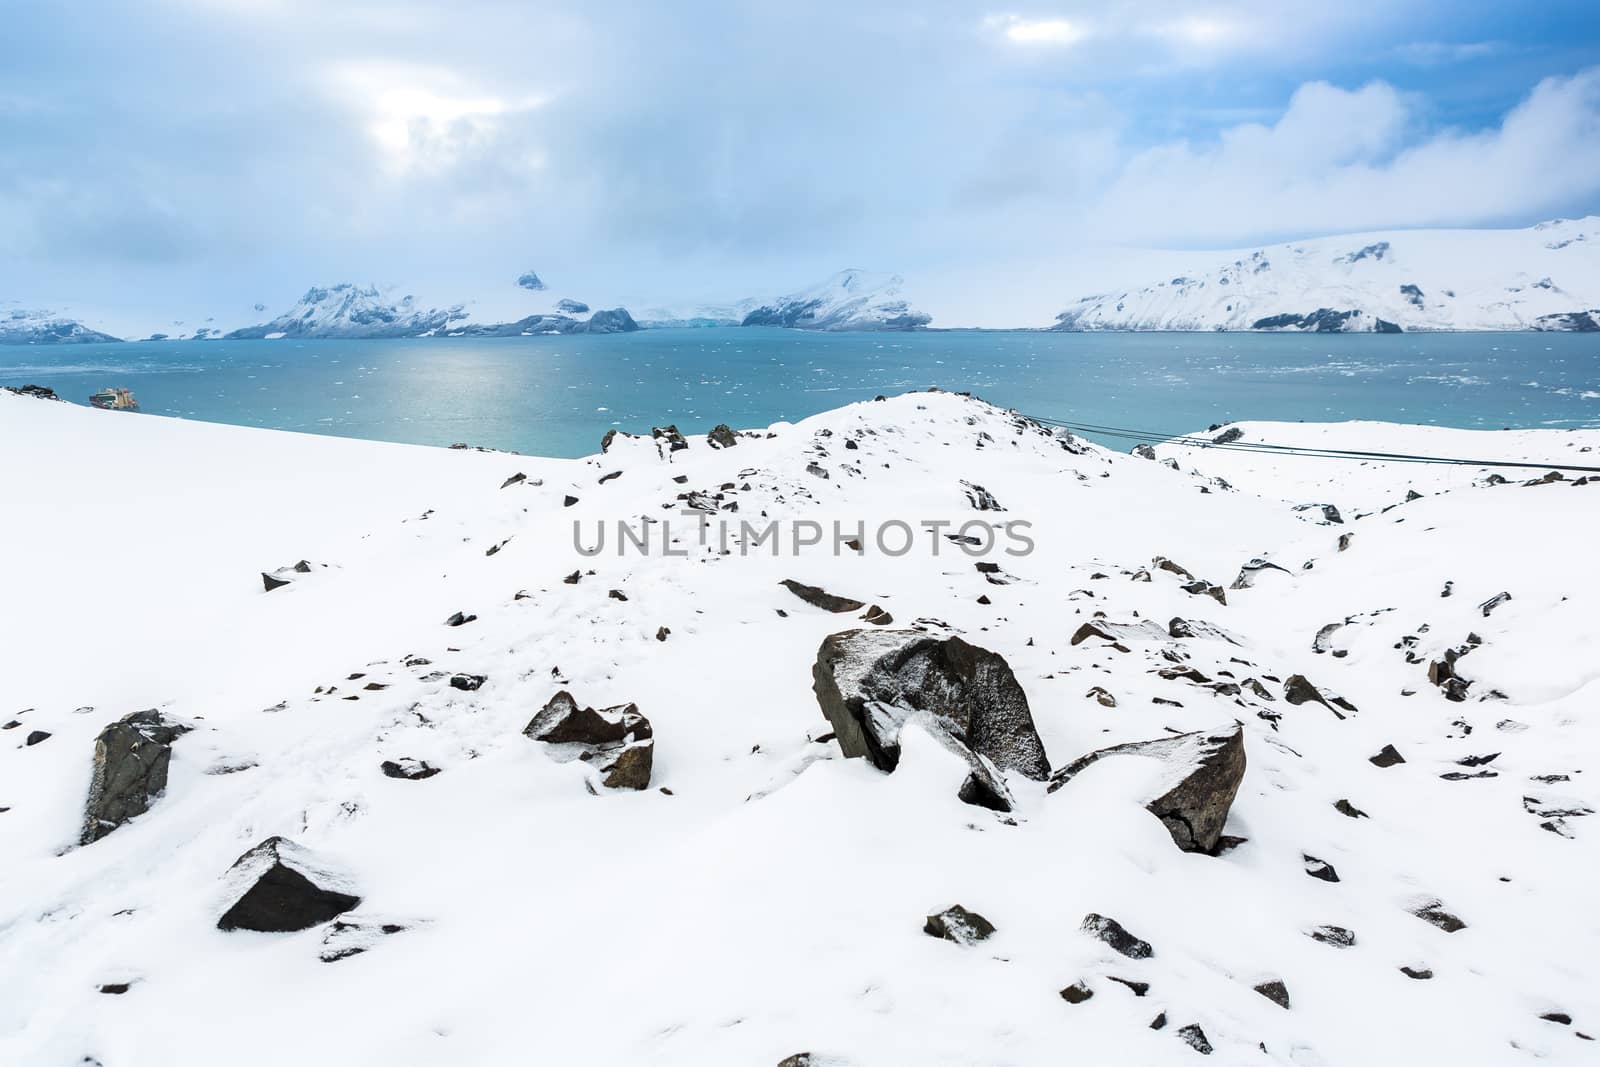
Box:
3 0 1600 331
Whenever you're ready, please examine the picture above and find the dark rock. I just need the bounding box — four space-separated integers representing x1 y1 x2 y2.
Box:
563 570 582 584
1107 976 1150 996
262 572 291 592
1154 556 1195 580
380 758 440 780
216 837 361 933
707 424 738 449
923 904 996 945
782 579 865 613
500 472 526 489
805 462 830 480
1337 532 1353 551
1176 1024 1213 1055
449 673 486 691
598 470 622 485
656 626 670 642
1059 981 1095 1004
24 730 50 746
523 691 653 790
1049 726 1245 854
1303 855 1340 882
444 611 476 627
1212 427 1243 445
1133 444 1157 460
1181 580 1227 605
1369 744 1405 768
1334 798 1369 819
1086 686 1116 707
1081 913 1153 959
1400 965 1433 980
812 629 1049 781
651 425 688 452
961 481 1005 511
1253 979 1290 1008
1540 1012 1572 1025
777 1056 814 1067
860 605 894 626
1308 924 1355 948
80 710 191 844
563 495 579 507
98 983 131 994
319 917 411 962
1073 618 1167 645
1410 899 1467 933
609 589 628 602
1478 591 1512 617
1230 558 1290 590
1150 1013 1168 1030
1283 674 1356 717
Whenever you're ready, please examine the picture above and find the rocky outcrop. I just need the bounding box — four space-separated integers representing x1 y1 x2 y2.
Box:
782 579 866 613
707 424 739 449
812 630 1049 781
523 691 654 790
1049 726 1245 854
81 710 192 845
1081 913 1153 958
216 837 361 932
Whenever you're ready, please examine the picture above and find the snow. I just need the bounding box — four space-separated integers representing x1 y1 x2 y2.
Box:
2 389 1599 1064
650 269 932 330
1054 217 1600 332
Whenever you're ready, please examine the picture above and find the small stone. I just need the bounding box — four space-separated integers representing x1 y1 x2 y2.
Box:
444 611 476 627
781 579 864 613
24 730 50 746
262 572 291 592
656 627 670 642
609 589 628 602
216 837 361 933
1059 980 1095 1004
1303 854 1340 882
1541 1012 1572 1025
380 758 440 780
1150 1013 1168 1030
98 983 132 995
500 472 526 489
1176 1024 1213 1055
1307 924 1356 948
1081 913 1153 959
1410 899 1467 933
1334 798 1369 819
924 904 996 945
449 673 486 691
1369 744 1405 768
1107 976 1149 996
1086 686 1116 707
1253 979 1290 1008
1399 965 1433 980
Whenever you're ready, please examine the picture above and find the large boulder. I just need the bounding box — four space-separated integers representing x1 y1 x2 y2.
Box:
81 710 191 845
1048 726 1246 853
812 630 1049 780
524 691 654 790
217 837 361 932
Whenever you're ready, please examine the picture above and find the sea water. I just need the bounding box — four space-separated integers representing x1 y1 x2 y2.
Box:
3 328 1597 457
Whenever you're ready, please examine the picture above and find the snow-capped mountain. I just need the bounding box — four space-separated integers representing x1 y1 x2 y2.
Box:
224 284 639 339
1052 217 1600 333
739 269 932 330
0 306 121 345
225 284 470 340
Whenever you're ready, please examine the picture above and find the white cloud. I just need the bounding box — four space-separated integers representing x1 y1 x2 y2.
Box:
1091 67 1600 244
984 13 1086 45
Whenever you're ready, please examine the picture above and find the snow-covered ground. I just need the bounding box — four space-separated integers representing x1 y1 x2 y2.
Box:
2 390 1598 1065
1054 217 1600 332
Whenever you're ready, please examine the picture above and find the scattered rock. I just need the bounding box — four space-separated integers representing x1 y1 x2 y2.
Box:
216 837 361 933
262 572 291 592
1150 1013 1168 1030
563 495 579 507
1049 726 1245 854
444 611 477 627
923 904 996 945
1369 744 1405 768
1059 981 1095 1004
449 673 486 691
523 691 654 791
1153 556 1195 580
860 605 894 626
1181 580 1227 606
1107 976 1150 996
1303 855 1340 882
1334 798 1369 819
1081 913 1153 959
500 472 526 489
961 481 1005 511
1399 965 1433 980
781 579 866 613
380 758 440 780
812 629 1050 781
1176 1024 1213 1055
1086 686 1117 707
707 424 738 449
24 730 50 746
320 917 411 962
1212 427 1243 445
1478 591 1512 617
1410 899 1467 933
1283 674 1357 717
1132 444 1157 460
1253 979 1290 1008
609 589 628 602
806 462 830 480
656 626 671 642
651 425 688 452
1073 618 1168 645
81 710 191 845
1307 924 1356 948
1230 558 1290 589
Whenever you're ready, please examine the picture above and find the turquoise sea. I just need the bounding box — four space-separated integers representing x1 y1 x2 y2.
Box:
2 328 1598 457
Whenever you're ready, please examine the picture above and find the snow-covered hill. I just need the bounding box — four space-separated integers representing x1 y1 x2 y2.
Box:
1053 217 1600 333
739 269 932 330
3 388 1597 1065
223 284 640 339
0 306 121 345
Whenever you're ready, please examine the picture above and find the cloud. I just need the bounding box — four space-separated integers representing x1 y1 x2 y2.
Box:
1090 67 1600 244
1395 40 1504 66
984 14 1086 45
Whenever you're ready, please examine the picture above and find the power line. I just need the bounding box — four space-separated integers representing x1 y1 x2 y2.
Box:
1022 413 1600 474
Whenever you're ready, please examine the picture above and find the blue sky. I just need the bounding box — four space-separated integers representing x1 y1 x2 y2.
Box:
3 0 1599 326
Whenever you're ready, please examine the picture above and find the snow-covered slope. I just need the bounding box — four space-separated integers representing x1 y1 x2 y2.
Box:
739 269 932 330
0 306 121 345
3 388 1597 1064
1053 217 1600 332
